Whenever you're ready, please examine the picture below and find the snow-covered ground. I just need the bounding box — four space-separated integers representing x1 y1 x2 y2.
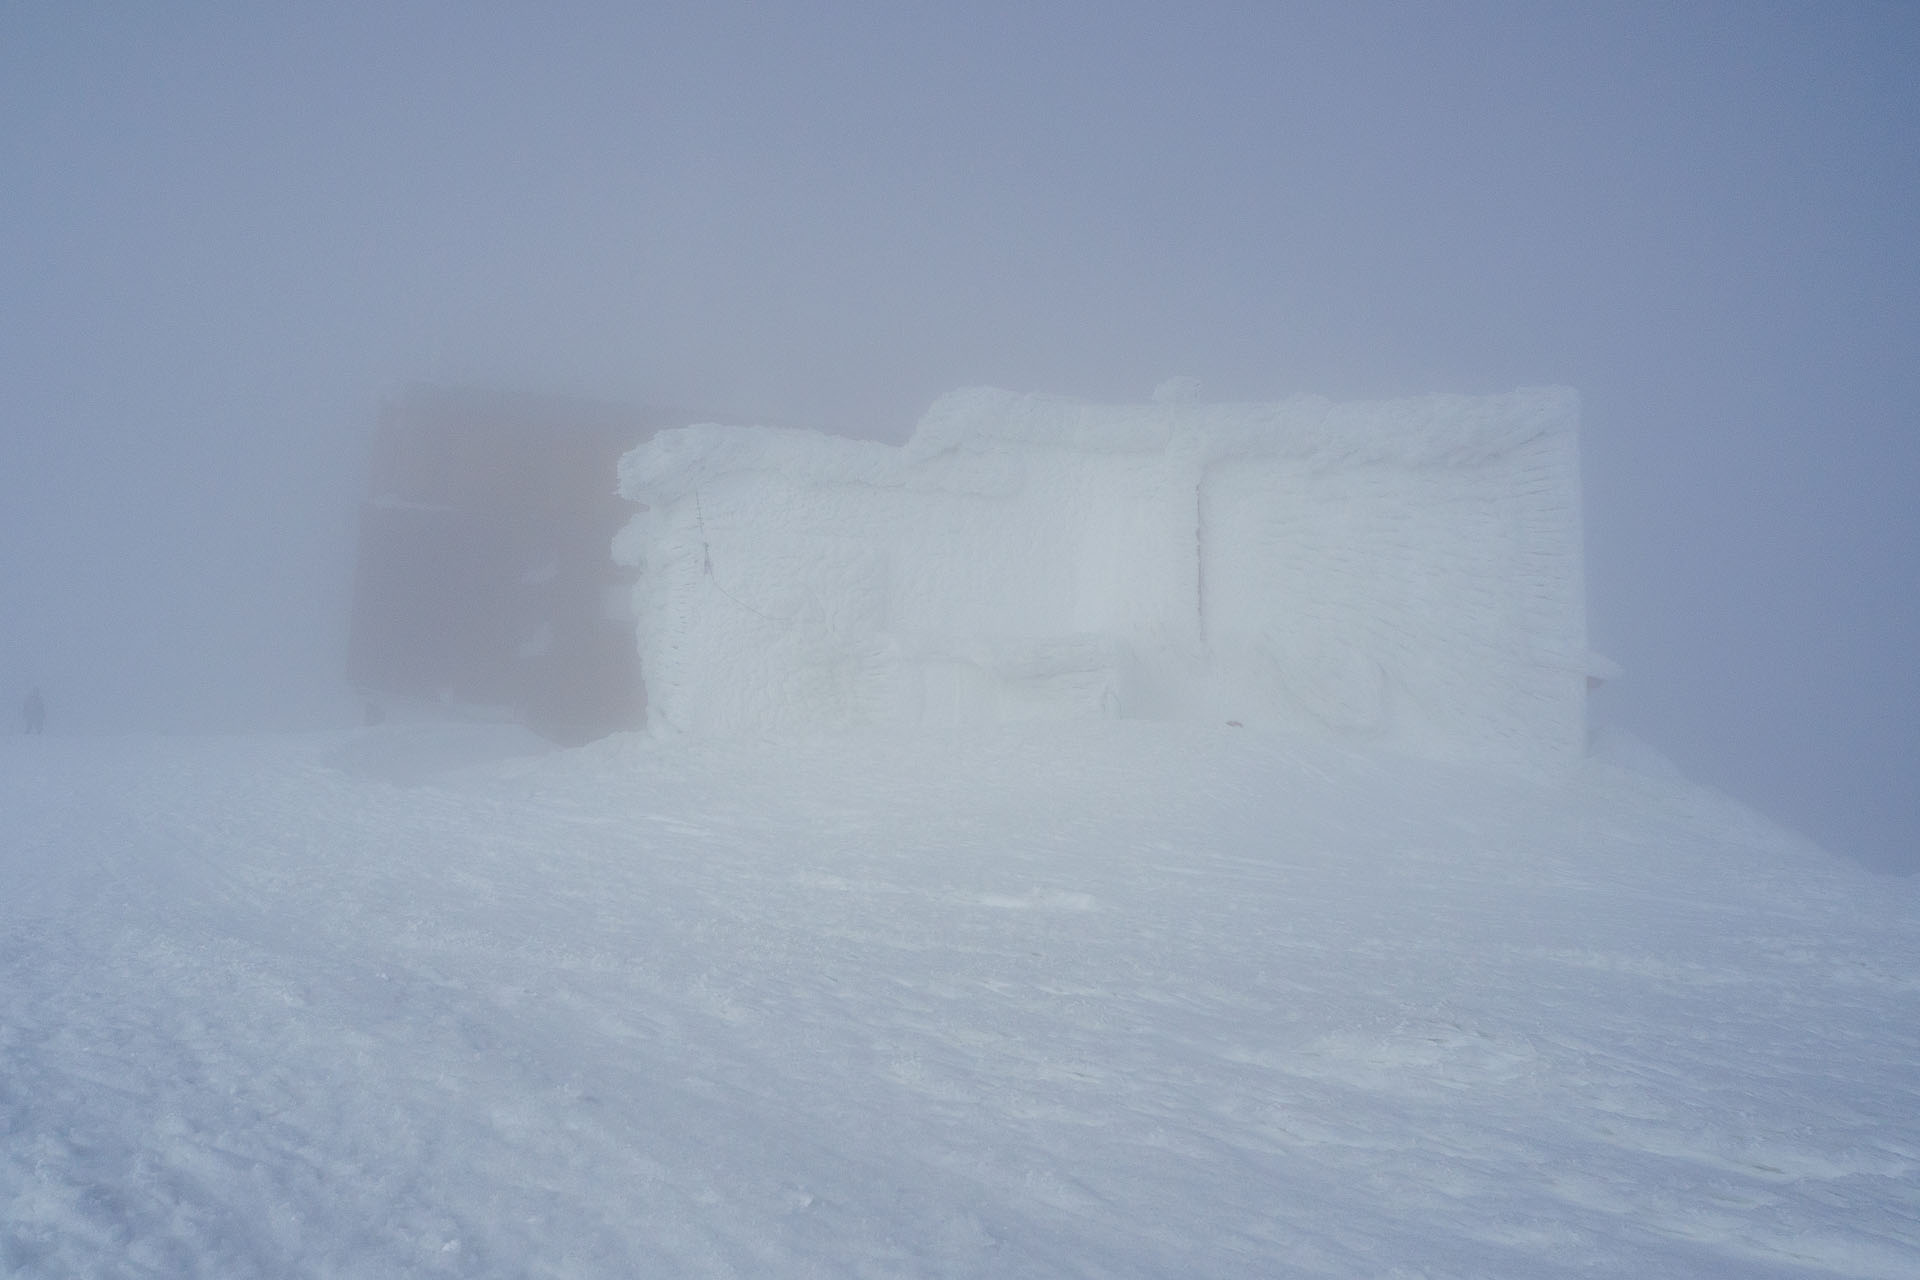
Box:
3 721 1916 1277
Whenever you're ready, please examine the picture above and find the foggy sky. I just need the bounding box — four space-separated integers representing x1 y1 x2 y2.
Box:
4 2 1915 871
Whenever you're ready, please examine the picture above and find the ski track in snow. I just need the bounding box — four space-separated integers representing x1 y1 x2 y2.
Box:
3 724 1917 1278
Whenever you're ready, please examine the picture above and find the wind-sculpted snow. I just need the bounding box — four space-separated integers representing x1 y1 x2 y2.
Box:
2 725 1916 1277
616 387 1588 772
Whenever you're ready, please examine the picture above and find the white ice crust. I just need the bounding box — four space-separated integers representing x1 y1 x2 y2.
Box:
616 386 1586 771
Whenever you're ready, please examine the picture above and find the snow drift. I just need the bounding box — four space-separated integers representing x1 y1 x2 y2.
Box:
3 723 1915 1278
616 386 1588 772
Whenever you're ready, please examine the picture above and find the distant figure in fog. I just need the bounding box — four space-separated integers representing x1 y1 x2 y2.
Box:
22 687 45 735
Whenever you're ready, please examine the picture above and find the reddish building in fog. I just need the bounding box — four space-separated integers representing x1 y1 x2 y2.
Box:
347 386 664 744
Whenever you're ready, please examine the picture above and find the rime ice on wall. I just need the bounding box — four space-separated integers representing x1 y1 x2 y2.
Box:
614 386 1587 771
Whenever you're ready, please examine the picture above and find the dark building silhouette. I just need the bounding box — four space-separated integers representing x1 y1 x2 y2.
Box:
347 385 669 745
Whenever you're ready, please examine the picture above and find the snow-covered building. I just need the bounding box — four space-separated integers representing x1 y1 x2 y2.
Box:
615 385 1589 772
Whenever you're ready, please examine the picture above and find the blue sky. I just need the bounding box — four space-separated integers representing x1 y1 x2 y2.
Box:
3 2 1915 869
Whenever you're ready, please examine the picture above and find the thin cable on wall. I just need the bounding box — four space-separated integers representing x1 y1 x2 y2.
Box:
693 489 795 623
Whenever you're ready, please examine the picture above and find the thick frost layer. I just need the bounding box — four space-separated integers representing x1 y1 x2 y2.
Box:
617 387 1586 770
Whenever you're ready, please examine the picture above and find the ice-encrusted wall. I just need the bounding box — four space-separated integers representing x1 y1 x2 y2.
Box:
614 386 1587 771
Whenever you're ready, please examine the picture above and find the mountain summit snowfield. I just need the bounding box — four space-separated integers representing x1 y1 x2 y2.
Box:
3 721 1916 1277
